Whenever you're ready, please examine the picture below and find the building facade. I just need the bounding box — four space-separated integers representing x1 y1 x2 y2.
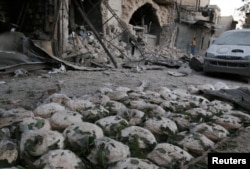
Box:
0 0 221 56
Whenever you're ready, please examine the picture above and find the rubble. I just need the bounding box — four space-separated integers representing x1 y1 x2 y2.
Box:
0 21 201 81
0 32 106 75
0 16 195 75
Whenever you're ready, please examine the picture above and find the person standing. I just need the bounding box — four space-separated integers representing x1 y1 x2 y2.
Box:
191 37 196 55
129 33 145 56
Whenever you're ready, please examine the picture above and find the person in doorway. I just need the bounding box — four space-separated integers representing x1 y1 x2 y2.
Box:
191 37 196 55
129 33 145 56
129 37 136 56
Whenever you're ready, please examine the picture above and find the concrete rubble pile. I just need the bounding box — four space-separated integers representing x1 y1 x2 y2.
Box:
0 31 107 75
144 45 187 61
61 22 190 69
0 21 195 74
1 82 250 168
62 31 109 67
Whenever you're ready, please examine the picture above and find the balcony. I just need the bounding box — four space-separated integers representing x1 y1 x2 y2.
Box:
178 5 218 24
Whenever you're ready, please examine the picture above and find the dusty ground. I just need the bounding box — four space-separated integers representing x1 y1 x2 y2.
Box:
0 67 249 110
0 67 250 168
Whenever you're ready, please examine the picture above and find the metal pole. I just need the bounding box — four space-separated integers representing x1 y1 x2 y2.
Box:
72 0 118 68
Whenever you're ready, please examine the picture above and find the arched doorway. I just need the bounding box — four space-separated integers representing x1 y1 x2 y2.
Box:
129 3 161 35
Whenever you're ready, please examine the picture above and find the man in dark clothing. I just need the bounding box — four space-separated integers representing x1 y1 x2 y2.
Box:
129 33 145 56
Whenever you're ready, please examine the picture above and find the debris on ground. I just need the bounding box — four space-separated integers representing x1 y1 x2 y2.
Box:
14 68 29 77
48 64 67 74
0 28 200 76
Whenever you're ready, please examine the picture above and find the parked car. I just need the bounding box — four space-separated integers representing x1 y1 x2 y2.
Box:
203 29 250 78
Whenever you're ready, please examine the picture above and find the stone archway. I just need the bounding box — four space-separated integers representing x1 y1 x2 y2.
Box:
129 3 161 35
120 0 170 27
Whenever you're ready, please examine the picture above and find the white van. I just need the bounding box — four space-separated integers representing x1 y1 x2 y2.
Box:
203 29 250 77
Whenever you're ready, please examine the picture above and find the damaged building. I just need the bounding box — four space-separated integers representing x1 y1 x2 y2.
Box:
175 0 220 55
0 0 219 71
